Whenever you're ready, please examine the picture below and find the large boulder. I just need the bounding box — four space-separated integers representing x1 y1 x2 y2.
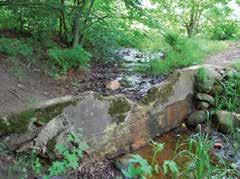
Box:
187 110 208 127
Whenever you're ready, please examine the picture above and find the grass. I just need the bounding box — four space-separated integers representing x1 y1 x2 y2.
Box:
175 131 240 178
214 69 240 113
136 32 229 75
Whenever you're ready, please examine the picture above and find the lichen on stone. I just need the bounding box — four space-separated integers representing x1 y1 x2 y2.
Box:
108 97 131 124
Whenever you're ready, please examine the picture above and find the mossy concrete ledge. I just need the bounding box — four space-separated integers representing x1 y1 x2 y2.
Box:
0 65 225 158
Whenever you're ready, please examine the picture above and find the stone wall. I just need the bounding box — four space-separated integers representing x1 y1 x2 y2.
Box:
0 65 223 158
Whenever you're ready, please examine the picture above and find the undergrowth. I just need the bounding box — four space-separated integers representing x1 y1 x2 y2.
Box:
48 45 91 75
175 131 239 178
136 32 228 75
0 132 89 178
123 140 178 179
0 37 33 58
214 69 240 113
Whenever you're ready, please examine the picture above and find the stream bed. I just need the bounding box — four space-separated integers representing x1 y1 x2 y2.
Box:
116 124 240 179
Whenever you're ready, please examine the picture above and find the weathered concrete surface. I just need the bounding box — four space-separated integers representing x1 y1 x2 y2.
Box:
0 64 225 158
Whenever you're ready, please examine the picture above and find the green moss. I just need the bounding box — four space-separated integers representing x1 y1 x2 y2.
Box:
0 110 35 135
35 101 76 123
141 82 173 105
0 101 77 136
140 74 178 105
108 97 131 124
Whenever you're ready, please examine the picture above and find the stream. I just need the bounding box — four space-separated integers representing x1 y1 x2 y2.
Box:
116 125 240 179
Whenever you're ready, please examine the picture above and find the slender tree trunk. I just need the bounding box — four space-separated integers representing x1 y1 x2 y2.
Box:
60 0 68 42
72 9 81 48
79 0 95 43
72 0 85 48
187 6 195 38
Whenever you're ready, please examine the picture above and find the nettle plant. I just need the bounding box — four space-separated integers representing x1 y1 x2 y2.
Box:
122 140 179 179
32 132 89 178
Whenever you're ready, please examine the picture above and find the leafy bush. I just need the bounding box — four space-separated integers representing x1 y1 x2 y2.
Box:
48 45 91 75
0 37 33 57
209 21 239 40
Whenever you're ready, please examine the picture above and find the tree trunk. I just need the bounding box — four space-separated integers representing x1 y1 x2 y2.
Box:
79 0 95 43
72 9 81 48
72 0 86 48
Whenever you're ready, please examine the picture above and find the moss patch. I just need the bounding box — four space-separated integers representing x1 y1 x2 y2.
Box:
108 97 131 124
140 74 178 105
35 101 76 124
0 110 35 136
0 101 77 136
140 82 173 105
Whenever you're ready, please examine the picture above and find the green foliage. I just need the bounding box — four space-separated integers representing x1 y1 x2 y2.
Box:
31 150 43 176
215 70 240 112
137 31 228 75
137 32 203 75
48 45 91 75
209 21 239 40
122 154 153 179
46 133 89 177
176 131 240 178
163 160 179 177
123 140 179 178
149 139 164 166
197 68 208 81
0 37 33 57
176 132 213 179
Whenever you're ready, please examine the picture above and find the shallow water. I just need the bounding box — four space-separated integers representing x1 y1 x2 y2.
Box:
132 131 188 179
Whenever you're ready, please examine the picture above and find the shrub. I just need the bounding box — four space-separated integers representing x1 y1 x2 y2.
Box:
209 21 239 40
0 37 33 57
48 45 91 75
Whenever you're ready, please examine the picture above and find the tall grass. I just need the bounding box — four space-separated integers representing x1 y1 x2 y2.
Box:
214 70 240 113
136 32 228 75
175 131 239 178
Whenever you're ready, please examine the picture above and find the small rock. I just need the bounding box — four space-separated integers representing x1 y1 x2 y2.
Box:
214 143 223 150
44 91 49 95
197 101 210 110
187 110 207 127
17 84 24 89
106 80 121 90
196 93 214 106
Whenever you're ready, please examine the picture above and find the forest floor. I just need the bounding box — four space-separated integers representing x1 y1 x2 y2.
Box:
0 42 240 116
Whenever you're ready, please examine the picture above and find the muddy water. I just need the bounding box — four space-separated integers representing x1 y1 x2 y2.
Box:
132 131 188 179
